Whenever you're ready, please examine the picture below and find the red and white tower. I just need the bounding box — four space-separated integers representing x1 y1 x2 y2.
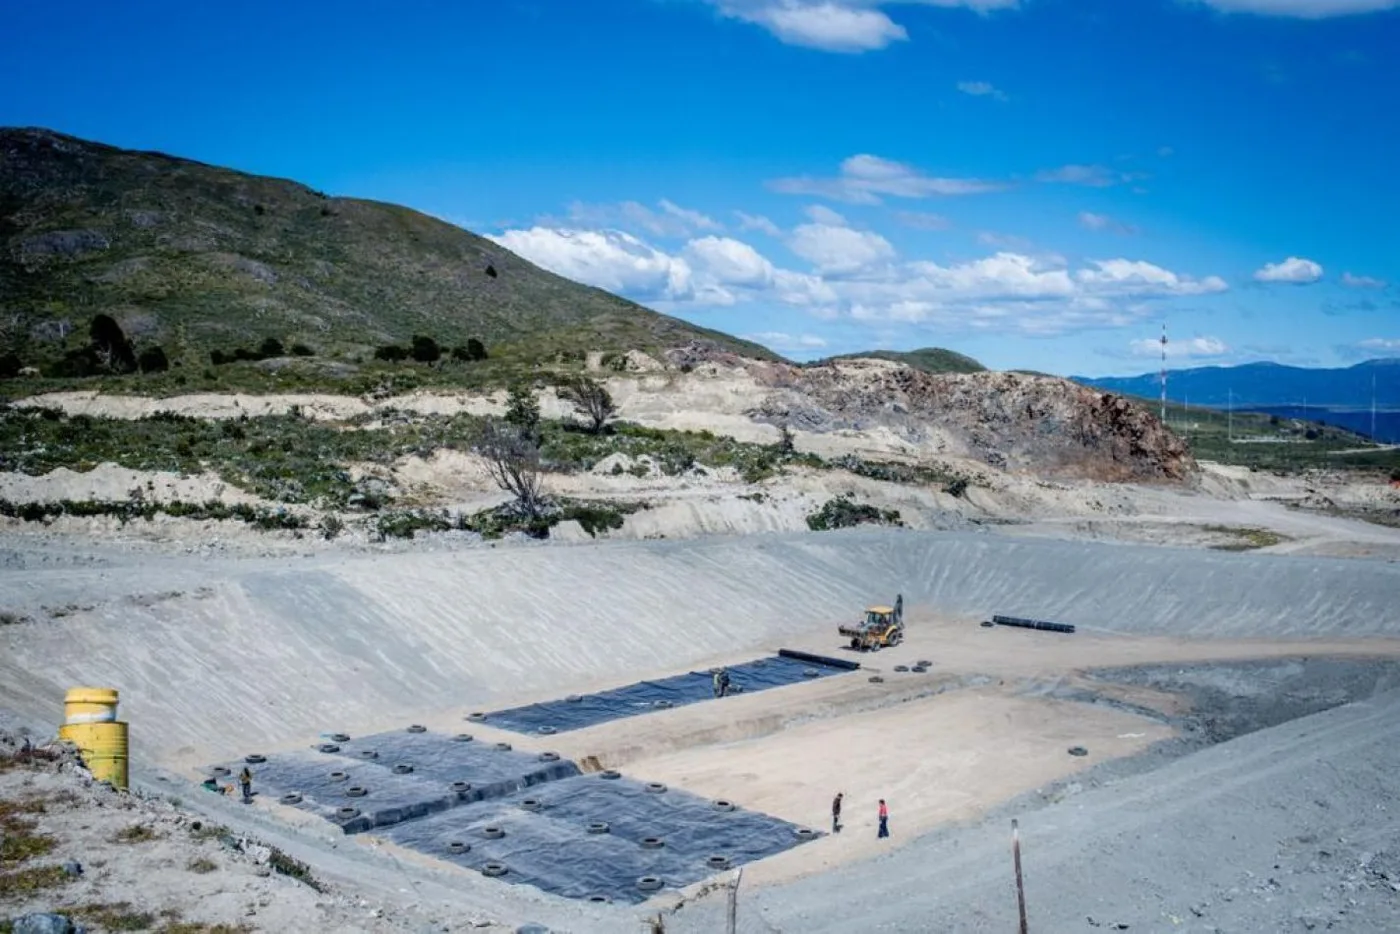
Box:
1160 323 1168 423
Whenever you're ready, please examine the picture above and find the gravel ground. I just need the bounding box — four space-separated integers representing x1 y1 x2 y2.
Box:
666 661 1400 934
3 528 1398 766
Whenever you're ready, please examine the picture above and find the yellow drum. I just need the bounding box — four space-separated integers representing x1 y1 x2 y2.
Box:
63 687 119 724
59 687 128 788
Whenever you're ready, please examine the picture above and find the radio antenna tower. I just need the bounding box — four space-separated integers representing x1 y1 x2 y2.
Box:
1160 323 1168 423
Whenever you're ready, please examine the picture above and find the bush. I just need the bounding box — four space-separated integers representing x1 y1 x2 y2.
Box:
290 343 315 357
411 335 441 363
1391 468 1400 482
466 338 488 361
319 514 345 540
0 353 21 379
90 314 137 373
504 385 541 437
258 337 285 358
374 344 408 362
137 345 170 373
805 494 902 532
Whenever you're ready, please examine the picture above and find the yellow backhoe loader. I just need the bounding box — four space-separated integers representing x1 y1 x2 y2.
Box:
839 594 904 651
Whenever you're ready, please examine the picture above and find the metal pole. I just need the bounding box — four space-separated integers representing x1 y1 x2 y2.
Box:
1012 819 1029 934
727 867 744 934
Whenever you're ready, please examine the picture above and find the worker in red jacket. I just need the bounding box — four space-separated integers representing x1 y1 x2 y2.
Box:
877 799 889 838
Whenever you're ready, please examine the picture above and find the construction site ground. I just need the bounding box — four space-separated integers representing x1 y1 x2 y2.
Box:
4 524 1400 932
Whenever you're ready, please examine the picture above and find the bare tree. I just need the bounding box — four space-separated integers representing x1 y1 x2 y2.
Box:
476 418 546 518
561 376 617 434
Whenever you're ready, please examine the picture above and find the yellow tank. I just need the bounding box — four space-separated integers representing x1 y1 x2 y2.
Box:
63 686 120 724
59 687 129 789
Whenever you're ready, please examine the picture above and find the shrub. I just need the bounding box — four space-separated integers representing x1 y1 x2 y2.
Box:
410 335 441 363
560 376 616 433
805 494 902 532
319 514 345 540
374 344 408 362
90 314 137 373
138 345 170 373
466 338 488 360
290 343 315 357
258 337 285 358
504 385 541 437
0 353 21 379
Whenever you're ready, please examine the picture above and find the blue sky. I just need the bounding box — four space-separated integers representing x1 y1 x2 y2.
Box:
4 0 1398 376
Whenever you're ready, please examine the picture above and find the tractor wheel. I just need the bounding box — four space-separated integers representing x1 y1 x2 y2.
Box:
850 638 861 650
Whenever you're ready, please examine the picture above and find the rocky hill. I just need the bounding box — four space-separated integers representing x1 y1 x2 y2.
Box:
818 347 985 375
0 127 775 372
747 359 1195 482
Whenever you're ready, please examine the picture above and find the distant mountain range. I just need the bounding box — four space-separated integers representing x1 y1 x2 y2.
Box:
1074 359 1400 410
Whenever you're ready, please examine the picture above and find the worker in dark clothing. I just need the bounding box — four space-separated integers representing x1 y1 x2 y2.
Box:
238 766 253 803
719 668 731 697
832 792 843 833
878 799 889 838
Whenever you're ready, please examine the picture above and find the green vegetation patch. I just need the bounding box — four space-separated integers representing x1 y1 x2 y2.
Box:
806 494 903 531
1202 525 1288 552
1134 398 1400 474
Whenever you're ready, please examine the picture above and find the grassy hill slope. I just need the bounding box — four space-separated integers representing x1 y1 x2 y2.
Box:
819 347 986 374
0 127 777 372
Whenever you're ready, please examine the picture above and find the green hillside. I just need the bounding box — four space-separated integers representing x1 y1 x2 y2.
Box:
820 347 986 374
0 127 777 379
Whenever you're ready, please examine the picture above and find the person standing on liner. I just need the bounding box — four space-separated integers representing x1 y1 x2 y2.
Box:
238 766 253 803
877 798 889 838
832 792 843 833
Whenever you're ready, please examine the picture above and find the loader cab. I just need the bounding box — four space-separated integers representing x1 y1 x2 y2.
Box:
865 606 896 628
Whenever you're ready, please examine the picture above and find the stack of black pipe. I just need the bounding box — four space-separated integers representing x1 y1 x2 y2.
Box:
991 614 1076 635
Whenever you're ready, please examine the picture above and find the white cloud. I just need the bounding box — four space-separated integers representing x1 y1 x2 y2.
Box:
488 227 694 302
713 1 907 52
492 214 1230 340
682 236 776 288
742 331 830 352
1355 337 1400 353
977 231 1033 250
734 211 782 237
1036 164 1144 187
1129 335 1230 358
956 80 1008 101
804 204 848 225
708 1 1019 52
1077 259 1228 296
1193 0 1400 18
769 154 1004 204
1078 211 1138 235
894 210 952 230
658 199 721 231
557 199 720 238
787 222 896 274
1253 256 1323 284
1342 271 1387 289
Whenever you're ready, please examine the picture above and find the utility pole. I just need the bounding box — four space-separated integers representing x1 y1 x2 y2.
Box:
1228 388 1233 442
1012 819 1029 934
1160 323 1168 424
1372 367 1378 442
726 867 743 934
